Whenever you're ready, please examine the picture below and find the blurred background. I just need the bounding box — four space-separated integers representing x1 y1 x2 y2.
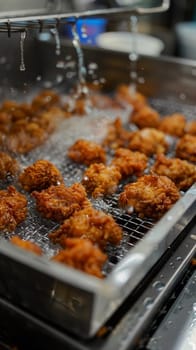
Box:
62 0 196 59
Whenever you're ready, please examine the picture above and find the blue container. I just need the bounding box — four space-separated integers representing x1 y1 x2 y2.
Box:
64 18 107 45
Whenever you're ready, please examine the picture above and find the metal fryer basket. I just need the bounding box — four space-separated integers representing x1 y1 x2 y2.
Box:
0 40 196 338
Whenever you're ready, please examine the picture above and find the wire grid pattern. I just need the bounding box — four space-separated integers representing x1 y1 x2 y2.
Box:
1 97 195 274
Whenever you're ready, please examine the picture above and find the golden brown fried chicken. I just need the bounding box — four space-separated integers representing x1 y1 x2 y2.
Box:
0 186 27 232
151 154 196 190
52 238 107 278
119 174 180 220
176 134 196 163
68 139 106 165
128 128 168 156
19 160 64 192
31 90 60 113
158 113 186 137
32 183 90 222
116 84 146 111
111 148 148 177
49 206 123 248
10 236 43 256
7 121 49 154
102 117 132 150
82 163 121 198
0 152 19 179
185 120 196 136
130 105 160 129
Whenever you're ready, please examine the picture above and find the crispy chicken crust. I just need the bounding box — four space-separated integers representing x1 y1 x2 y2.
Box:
116 84 146 111
0 152 19 179
128 128 169 156
68 139 106 165
32 183 90 222
102 117 132 150
49 206 123 248
151 154 196 190
31 90 60 113
176 134 196 163
185 120 196 136
130 105 160 129
10 236 42 256
82 163 121 198
111 147 148 177
0 186 27 232
19 160 64 192
0 90 62 154
119 174 180 220
52 238 107 278
159 113 186 137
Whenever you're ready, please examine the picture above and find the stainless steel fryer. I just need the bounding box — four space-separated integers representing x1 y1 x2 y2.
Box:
0 39 195 338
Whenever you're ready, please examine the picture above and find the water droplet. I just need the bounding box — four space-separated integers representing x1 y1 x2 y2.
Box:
153 281 165 291
36 75 42 81
176 256 182 262
19 31 26 72
143 297 154 309
138 77 145 84
56 60 65 69
56 74 64 84
50 27 61 56
88 62 98 70
168 320 173 326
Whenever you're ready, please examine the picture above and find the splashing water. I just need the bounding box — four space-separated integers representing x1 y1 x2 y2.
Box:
20 31 26 72
50 27 61 56
129 16 139 95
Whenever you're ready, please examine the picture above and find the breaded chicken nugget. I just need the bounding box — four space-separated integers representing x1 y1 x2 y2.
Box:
111 147 148 177
130 105 160 129
32 183 90 222
116 84 146 111
68 139 106 165
151 154 196 190
0 152 19 179
102 117 132 150
19 159 64 192
185 120 196 136
159 113 186 137
128 128 168 156
82 163 121 198
49 206 123 248
119 174 180 220
10 236 42 255
176 134 196 163
52 238 107 278
0 186 27 232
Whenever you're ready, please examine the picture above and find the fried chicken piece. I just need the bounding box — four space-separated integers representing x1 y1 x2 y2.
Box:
7 121 49 154
19 160 63 192
151 154 196 190
128 128 169 156
10 236 42 256
32 183 90 222
185 120 196 136
49 206 123 247
176 134 196 163
68 139 106 165
119 174 180 220
159 113 186 137
130 105 160 129
31 90 60 113
0 152 19 179
0 186 27 232
102 117 132 150
52 238 107 278
82 163 121 198
111 148 148 177
116 84 146 111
